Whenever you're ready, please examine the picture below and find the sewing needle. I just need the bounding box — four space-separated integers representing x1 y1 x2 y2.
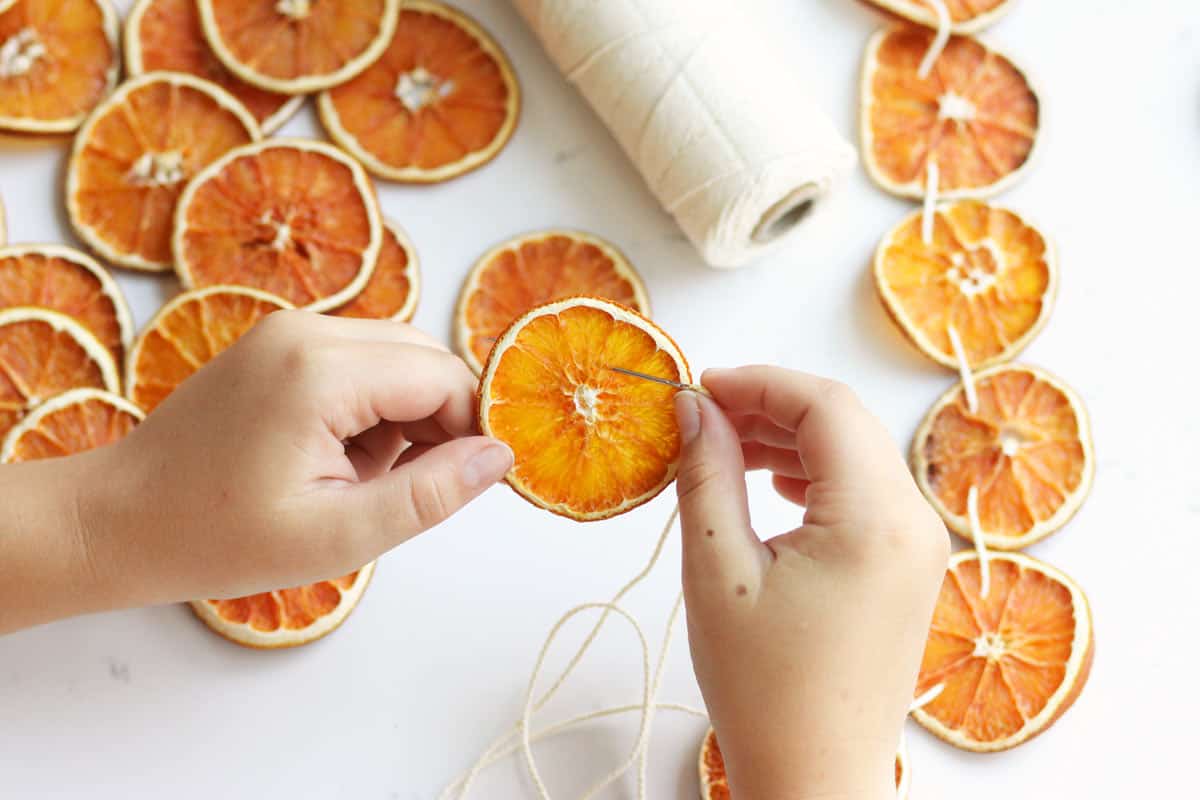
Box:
606 366 711 396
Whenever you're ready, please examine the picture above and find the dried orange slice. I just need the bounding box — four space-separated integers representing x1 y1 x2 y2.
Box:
861 27 1039 199
866 0 1012 34
875 201 1056 370
0 243 133 365
196 0 400 94
698 727 909 799
66 72 260 273
911 364 1094 550
456 231 650 375
0 386 141 463
190 563 374 649
173 139 383 311
126 286 292 413
913 550 1093 752
125 0 303 134
317 0 520 183
0 307 119 440
0 0 119 133
327 220 419 321
479 296 688 521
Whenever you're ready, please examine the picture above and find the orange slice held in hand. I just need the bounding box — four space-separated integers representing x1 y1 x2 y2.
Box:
67 72 261 272
0 387 141 463
865 0 1013 34
0 243 133 365
912 364 1094 550
456 231 650 374
479 297 688 521
173 139 383 311
124 0 304 135
861 27 1039 199
0 0 119 133
318 0 520 183
327 220 420 321
196 0 401 94
875 200 1056 370
125 285 292 414
913 550 1093 752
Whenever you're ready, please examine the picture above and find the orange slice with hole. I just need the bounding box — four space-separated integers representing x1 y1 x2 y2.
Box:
861 27 1039 199
0 0 119 133
913 550 1093 752
318 0 520 183
456 231 650 375
479 296 688 521
0 243 133 365
865 0 1013 34
698 727 909 799
125 285 292 414
190 563 374 649
125 0 303 134
875 201 1056 370
911 364 1094 550
327 220 419 321
0 386 141 463
0 307 119 440
196 0 400 94
67 72 260 273
173 139 382 311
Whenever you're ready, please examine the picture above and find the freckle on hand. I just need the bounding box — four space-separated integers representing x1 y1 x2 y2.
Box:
735 584 747 596
706 529 714 538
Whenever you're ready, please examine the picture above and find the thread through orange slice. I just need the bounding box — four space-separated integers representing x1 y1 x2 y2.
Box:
456 231 650 374
318 0 520 183
0 386 141 463
327 220 419 321
865 0 1012 34
861 27 1039 199
479 297 688 521
875 201 1055 370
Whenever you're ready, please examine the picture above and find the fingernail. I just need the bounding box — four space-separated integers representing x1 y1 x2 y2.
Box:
464 441 514 489
674 390 702 445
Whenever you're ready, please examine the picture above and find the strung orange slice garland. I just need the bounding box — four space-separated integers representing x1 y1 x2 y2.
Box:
0 386 141 463
318 0 521 183
327 220 420 321
865 0 1013 34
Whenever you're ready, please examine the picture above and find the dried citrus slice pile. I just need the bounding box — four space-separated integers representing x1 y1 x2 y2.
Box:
0 244 132 364
0 386 141 463
196 0 400 94
861 27 1039 199
913 550 1093 751
479 296 688 521
174 139 382 311
319 0 520 183
124 0 303 134
456 231 650 374
0 307 119 439
328 220 420 321
190 563 374 649
911 364 1093 550
875 201 1055 369
125 286 291 413
865 0 1012 33
0 0 119 133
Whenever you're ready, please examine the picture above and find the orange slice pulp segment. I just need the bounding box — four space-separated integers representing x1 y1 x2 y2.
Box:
0 387 141 463
328 220 419 321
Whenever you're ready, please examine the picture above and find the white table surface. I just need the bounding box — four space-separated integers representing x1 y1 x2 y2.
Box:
2 1 1197 797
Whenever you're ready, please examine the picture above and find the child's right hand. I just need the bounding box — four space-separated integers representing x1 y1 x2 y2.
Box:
673 367 949 800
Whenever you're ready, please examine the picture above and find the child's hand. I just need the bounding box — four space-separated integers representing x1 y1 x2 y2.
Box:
673 367 949 800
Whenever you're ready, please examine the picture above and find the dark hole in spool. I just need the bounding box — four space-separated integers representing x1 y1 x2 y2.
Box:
752 188 818 244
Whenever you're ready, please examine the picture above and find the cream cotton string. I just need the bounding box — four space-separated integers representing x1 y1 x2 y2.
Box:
917 0 952 79
947 323 992 598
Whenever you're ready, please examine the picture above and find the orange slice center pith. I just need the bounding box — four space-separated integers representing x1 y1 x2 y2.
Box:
329 222 418 321
2 389 140 463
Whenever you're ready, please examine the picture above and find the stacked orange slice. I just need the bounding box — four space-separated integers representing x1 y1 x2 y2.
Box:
327 221 420 321
1 386 141 463
865 0 1013 34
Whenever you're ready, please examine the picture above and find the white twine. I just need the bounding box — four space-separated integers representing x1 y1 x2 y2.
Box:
909 681 945 713
917 0 951 80
921 160 939 245
946 323 978 414
967 485 991 598
510 0 855 268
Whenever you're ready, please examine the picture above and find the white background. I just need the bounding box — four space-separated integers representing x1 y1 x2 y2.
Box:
2 0 1198 797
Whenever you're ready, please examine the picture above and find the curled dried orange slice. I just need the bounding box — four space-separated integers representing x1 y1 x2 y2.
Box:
479 297 688 521
0 0 119 133
912 364 1094 550
875 201 1056 370
125 0 303 134
0 386 141 463
197 0 400 94
0 307 119 440
126 286 292 413
866 0 1012 34
913 550 1093 752
0 243 133 365
190 563 374 649
174 139 382 311
456 231 650 374
861 27 1039 199
327 220 419 321
318 0 520 183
